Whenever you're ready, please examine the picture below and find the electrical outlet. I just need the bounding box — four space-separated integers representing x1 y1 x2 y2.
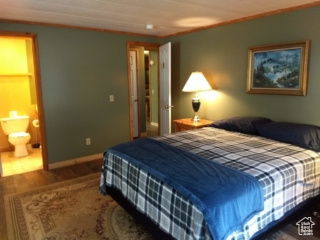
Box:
86 138 91 145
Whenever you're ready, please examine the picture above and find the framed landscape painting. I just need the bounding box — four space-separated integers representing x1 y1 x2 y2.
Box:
247 41 309 96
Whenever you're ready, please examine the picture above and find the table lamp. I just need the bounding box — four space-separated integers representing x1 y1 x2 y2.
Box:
182 72 212 122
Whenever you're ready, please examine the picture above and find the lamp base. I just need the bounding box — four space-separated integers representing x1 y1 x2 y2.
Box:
192 97 201 123
192 114 200 122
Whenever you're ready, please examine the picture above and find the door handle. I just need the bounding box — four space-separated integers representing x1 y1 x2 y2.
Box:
133 99 138 102
165 105 174 108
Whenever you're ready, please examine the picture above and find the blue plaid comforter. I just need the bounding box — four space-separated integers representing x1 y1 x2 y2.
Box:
100 127 320 239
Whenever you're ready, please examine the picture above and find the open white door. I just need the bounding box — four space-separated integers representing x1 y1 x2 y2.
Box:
130 50 139 138
159 42 172 135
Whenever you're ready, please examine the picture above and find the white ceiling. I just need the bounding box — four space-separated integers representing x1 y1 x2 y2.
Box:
0 0 319 37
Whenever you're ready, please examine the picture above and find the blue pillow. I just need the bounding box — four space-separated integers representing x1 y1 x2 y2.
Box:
256 122 320 152
210 117 272 135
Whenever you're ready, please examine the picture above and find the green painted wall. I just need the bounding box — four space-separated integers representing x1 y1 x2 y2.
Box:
1 5 319 164
0 23 158 163
167 5 320 126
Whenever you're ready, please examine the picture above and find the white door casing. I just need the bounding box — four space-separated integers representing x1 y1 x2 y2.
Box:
159 42 172 135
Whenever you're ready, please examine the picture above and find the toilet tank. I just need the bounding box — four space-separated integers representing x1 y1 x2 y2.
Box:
0 116 30 135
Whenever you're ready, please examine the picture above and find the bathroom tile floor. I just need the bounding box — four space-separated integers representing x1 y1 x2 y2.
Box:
0 148 43 177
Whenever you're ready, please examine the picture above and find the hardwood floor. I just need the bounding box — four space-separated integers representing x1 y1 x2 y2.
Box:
0 158 103 240
146 122 159 137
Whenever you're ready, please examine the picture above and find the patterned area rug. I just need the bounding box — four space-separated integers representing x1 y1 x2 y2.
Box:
4 173 318 240
5 173 152 240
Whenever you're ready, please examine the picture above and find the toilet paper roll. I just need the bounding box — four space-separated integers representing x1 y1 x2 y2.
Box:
9 111 18 118
32 119 40 128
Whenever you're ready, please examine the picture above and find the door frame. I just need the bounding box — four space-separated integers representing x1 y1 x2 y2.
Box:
0 31 48 170
127 41 160 140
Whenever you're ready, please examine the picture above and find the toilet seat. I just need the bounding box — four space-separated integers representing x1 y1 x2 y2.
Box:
9 132 30 138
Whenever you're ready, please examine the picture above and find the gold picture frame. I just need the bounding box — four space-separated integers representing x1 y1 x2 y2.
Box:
247 41 310 96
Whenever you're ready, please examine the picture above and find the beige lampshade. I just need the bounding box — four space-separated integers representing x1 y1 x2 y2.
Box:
182 72 212 92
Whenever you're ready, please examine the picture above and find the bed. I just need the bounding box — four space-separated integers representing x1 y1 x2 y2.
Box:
99 117 320 240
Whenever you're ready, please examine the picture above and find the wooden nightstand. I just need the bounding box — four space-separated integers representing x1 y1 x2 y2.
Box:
173 118 213 132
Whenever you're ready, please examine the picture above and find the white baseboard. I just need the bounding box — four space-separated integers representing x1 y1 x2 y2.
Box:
48 153 103 170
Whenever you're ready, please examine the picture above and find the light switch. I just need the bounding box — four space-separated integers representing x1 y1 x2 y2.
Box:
109 95 114 102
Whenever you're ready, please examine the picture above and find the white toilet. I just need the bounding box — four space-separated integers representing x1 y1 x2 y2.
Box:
0 116 31 157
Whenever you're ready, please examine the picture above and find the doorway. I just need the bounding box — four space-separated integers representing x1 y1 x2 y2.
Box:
127 42 160 140
0 31 48 176
144 50 159 137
